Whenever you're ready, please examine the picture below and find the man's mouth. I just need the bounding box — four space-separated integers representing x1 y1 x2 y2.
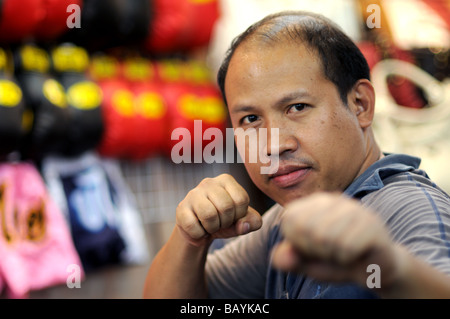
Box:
268 165 311 188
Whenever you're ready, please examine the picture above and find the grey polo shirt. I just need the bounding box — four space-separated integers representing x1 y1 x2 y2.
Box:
206 154 450 298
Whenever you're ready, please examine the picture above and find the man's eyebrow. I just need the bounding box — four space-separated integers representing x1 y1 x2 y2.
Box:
274 90 311 107
230 105 258 114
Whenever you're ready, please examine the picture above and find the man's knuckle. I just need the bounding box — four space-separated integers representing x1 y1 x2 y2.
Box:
200 210 219 223
218 201 235 215
234 193 250 207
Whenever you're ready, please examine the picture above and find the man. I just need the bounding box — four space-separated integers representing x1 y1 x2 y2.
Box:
143 11 450 298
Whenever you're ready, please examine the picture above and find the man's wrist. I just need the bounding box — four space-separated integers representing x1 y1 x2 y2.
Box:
377 244 411 298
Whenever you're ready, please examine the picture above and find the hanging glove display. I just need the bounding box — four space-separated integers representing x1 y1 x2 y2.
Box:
372 58 450 194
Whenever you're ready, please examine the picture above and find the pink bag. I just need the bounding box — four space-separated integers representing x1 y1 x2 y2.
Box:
0 162 84 298
0 270 3 294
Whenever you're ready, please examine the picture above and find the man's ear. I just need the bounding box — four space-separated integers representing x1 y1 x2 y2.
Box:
348 79 375 129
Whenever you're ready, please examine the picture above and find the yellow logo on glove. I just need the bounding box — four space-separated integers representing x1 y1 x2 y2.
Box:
0 80 22 107
67 81 102 110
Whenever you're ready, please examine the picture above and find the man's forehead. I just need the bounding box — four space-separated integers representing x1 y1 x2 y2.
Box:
227 40 321 80
231 38 318 65
224 41 336 110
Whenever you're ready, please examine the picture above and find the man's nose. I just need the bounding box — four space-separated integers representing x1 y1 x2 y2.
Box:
265 125 298 157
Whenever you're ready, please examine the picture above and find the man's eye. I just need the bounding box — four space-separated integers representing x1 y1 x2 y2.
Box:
288 103 309 113
242 114 259 124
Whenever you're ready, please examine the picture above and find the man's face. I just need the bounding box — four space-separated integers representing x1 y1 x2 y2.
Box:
225 41 368 206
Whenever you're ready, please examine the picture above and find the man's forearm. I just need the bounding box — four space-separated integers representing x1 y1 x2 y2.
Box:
143 227 211 299
379 245 450 299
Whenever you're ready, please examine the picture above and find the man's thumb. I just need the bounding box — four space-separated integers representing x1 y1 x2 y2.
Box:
236 206 263 235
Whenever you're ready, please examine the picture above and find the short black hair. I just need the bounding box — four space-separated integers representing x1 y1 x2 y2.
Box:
217 11 371 106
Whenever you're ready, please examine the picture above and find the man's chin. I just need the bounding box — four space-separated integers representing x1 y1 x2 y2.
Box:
264 187 313 208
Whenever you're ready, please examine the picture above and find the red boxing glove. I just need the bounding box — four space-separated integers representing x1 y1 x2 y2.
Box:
34 0 83 41
0 0 45 43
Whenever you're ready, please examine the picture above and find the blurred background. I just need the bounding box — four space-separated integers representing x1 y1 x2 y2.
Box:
0 0 448 298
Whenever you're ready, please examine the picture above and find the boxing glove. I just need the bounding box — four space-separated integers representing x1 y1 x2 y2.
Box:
34 0 84 42
96 78 136 158
154 59 192 158
88 51 121 83
145 0 192 53
181 0 220 50
0 0 45 44
166 59 227 163
90 52 130 158
61 0 122 51
14 44 70 160
122 55 167 159
51 44 104 156
116 0 152 47
0 47 26 157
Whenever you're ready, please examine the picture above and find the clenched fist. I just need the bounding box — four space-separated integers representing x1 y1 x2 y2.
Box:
272 192 401 288
176 174 263 246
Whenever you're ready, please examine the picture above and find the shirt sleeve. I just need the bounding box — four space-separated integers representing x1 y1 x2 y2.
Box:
205 204 282 299
361 173 450 276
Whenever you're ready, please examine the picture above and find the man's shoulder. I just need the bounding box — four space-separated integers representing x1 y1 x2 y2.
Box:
375 170 449 201
361 170 450 221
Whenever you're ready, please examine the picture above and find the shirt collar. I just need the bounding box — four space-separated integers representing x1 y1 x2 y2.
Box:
344 153 422 198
